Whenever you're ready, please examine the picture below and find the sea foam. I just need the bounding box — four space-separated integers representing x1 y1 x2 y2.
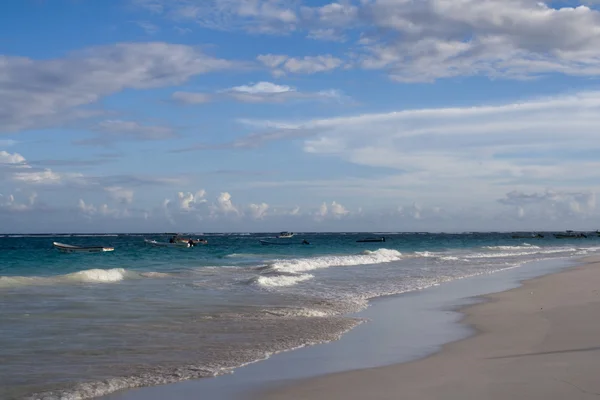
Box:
267 248 403 274
0 268 157 288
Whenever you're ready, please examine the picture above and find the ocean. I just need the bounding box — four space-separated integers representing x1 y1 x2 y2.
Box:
0 232 598 400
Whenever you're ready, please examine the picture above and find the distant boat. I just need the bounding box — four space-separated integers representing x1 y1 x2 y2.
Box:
554 231 587 239
277 232 295 238
356 237 386 243
144 239 191 248
260 239 309 246
174 237 207 245
53 242 114 253
511 233 544 239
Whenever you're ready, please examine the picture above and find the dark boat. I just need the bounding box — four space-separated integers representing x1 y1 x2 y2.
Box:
511 233 544 239
356 237 386 243
259 239 310 246
554 230 587 239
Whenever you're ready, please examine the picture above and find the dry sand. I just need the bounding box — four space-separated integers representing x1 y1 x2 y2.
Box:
255 257 600 400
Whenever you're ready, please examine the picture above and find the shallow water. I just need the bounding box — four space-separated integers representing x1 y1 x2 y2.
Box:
0 232 598 399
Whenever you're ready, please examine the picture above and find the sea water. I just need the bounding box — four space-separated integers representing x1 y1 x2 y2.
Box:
0 232 597 399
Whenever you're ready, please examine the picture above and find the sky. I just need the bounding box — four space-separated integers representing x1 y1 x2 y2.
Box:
2 0 600 233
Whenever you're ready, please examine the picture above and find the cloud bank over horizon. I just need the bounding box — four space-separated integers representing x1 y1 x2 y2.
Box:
1 0 600 232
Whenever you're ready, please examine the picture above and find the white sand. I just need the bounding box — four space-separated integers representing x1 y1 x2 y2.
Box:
256 258 600 399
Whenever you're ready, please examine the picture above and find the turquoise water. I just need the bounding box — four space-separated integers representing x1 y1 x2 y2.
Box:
1 232 598 399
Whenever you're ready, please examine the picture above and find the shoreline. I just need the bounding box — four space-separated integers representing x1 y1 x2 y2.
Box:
256 256 600 399
104 256 582 400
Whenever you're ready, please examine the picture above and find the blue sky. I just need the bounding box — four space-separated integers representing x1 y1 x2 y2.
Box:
2 0 600 232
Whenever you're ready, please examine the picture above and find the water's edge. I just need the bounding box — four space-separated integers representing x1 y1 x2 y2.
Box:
103 256 580 400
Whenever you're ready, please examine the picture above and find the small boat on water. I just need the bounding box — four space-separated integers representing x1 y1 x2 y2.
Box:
356 237 386 243
260 239 310 246
554 230 587 239
144 239 191 248
53 242 114 253
277 232 295 238
511 233 544 239
175 237 207 245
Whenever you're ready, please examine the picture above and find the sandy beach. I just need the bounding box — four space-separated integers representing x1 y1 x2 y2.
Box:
255 257 600 400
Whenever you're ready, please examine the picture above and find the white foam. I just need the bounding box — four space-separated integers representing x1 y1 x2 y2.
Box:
261 307 329 318
268 248 403 274
254 273 314 287
0 268 166 288
483 245 541 250
139 272 173 278
63 268 129 283
466 247 576 259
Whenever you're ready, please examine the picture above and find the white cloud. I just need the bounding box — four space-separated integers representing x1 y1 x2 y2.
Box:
230 81 292 94
257 54 344 75
212 192 239 216
177 189 207 210
171 91 212 104
248 202 269 219
315 201 350 220
135 21 160 34
170 82 346 107
0 42 233 133
0 150 26 165
135 0 600 81
220 81 344 103
351 0 600 81
78 199 124 218
13 169 65 185
134 0 299 33
225 81 295 103
1 150 80 185
0 192 36 212
233 90 600 211
498 189 597 219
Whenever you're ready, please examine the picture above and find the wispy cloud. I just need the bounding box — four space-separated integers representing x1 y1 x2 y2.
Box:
133 0 600 82
134 20 160 34
170 81 347 105
229 90 600 206
0 42 234 134
257 54 344 76
169 126 319 153
74 120 179 146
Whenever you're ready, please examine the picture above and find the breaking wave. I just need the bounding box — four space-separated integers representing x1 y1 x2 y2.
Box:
253 273 314 287
0 268 166 288
265 248 403 275
483 244 540 250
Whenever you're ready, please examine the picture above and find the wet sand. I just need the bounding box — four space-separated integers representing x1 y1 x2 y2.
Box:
256 257 600 400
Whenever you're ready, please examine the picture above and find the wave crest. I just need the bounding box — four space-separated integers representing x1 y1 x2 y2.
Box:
0 268 168 288
253 273 314 287
267 248 403 275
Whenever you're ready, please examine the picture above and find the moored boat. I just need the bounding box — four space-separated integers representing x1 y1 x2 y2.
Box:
277 232 295 238
144 239 191 248
260 239 310 246
53 242 114 253
174 237 207 245
511 233 544 239
554 230 587 239
356 237 386 243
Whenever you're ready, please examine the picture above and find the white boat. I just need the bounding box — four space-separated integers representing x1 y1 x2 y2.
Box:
53 242 114 253
144 239 191 248
277 231 295 238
